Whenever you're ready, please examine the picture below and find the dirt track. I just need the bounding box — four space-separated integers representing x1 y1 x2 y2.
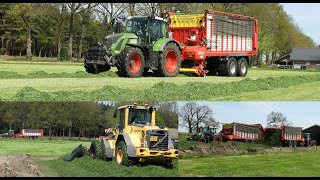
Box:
179 143 318 157
0 154 44 177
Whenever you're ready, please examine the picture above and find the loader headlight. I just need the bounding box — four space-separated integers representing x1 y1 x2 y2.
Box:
129 39 138 44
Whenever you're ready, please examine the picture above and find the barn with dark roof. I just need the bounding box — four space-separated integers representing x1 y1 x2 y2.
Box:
303 125 320 145
274 48 320 70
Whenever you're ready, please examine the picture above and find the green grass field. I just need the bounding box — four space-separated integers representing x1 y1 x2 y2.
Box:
1 60 320 101
0 138 178 177
179 150 320 177
0 138 91 157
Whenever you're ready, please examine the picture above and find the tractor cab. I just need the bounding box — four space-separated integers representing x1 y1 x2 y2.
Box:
125 16 169 45
115 103 157 133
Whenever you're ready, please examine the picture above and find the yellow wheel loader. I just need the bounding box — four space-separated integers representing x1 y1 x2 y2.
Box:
89 103 178 168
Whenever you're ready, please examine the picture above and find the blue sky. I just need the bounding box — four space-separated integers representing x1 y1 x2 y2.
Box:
178 101 320 132
281 3 320 45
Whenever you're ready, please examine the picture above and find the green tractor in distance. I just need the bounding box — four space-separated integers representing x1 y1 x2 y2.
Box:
84 15 181 78
187 126 218 143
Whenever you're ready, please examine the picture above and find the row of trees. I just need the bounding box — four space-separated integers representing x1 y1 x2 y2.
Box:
179 102 291 133
0 101 178 140
0 3 316 65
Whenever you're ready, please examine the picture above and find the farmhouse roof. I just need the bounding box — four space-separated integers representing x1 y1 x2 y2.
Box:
289 48 320 61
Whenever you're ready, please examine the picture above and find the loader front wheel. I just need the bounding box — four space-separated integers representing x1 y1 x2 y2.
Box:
164 160 173 169
115 141 136 166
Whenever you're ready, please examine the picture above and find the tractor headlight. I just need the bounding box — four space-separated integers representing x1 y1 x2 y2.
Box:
129 39 138 44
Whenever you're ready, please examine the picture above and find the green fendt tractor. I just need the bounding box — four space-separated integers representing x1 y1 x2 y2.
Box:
84 16 181 78
187 126 218 143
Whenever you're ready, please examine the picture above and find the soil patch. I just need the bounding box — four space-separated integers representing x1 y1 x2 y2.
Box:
0 154 44 177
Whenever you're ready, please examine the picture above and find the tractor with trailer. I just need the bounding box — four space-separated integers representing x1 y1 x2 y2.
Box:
264 125 305 147
186 126 218 143
84 10 258 77
88 103 178 168
1 129 44 139
212 122 264 143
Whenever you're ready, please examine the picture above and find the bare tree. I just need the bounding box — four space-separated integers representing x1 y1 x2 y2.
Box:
136 3 161 17
194 104 213 133
179 102 217 133
96 3 128 35
267 111 292 126
65 3 98 60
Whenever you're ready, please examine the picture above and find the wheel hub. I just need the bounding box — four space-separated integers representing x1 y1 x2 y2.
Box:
230 62 236 74
241 62 247 74
130 60 136 67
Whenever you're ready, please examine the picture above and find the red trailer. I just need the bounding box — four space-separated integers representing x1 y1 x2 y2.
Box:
215 122 263 142
169 10 258 76
17 129 44 139
264 125 305 147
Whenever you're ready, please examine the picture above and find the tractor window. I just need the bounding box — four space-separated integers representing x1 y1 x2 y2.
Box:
209 128 216 134
118 109 125 131
125 18 147 37
128 109 150 126
148 20 166 42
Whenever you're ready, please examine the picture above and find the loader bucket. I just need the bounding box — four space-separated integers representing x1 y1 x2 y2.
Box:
64 144 84 161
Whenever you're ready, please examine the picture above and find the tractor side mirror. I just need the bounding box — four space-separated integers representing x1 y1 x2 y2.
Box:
149 107 154 113
113 110 117 118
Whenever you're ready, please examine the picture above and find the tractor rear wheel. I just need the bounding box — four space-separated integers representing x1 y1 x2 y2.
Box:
236 57 248 77
118 47 145 78
218 57 237 76
154 43 181 77
115 141 136 166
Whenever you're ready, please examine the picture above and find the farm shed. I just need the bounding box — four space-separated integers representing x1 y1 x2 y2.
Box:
303 125 320 145
274 48 320 70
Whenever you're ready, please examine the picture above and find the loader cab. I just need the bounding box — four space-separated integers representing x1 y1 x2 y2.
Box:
115 104 156 132
125 16 169 45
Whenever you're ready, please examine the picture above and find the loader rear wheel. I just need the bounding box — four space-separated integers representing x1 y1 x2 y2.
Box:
89 140 107 160
218 57 237 77
118 47 145 78
155 43 181 77
237 57 248 77
115 141 136 166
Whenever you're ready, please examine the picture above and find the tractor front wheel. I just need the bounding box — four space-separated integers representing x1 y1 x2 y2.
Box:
155 43 181 77
115 141 136 166
118 47 145 78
